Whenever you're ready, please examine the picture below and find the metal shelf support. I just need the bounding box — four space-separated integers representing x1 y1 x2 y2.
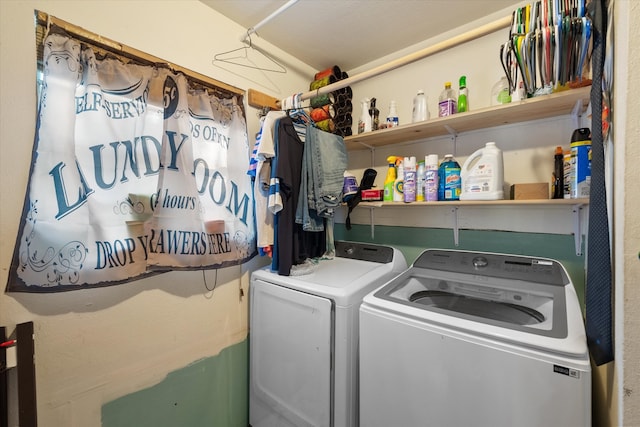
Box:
573 203 586 256
451 206 460 246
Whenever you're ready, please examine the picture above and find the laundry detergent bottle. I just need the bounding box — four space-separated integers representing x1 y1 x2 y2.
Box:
383 156 398 202
460 142 504 200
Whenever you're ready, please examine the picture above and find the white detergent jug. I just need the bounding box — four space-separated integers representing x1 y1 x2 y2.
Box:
460 142 504 200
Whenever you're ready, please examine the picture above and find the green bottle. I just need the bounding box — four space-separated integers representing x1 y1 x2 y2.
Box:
458 76 468 113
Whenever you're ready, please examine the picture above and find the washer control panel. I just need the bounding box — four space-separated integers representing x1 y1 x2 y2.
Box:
335 241 394 264
413 249 568 286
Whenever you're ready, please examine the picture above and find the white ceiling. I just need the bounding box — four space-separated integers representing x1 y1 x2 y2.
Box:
200 0 520 72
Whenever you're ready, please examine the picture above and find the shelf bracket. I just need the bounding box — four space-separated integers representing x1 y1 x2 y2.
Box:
572 203 585 256
571 98 585 129
451 207 460 246
444 125 459 156
369 207 375 239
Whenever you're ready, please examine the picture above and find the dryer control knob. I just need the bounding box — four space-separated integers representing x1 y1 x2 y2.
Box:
472 256 488 269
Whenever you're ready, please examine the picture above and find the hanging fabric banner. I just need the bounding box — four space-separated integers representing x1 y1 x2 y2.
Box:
7 34 256 292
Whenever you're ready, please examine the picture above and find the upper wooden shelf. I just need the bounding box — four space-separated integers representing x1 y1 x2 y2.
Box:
344 85 591 150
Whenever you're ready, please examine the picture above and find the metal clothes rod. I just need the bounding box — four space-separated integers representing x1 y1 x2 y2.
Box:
290 15 512 104
241 0 300 42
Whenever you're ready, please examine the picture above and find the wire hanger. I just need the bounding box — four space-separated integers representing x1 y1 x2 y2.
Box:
212 33 287 74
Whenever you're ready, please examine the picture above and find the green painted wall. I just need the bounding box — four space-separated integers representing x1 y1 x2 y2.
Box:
101 226 585 427
102 339 248 427
335 224 587 308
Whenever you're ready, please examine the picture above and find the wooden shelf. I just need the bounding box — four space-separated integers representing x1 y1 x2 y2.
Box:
344 86 591 150
357 198 589 208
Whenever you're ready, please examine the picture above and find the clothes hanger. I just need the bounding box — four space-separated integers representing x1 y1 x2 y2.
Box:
212 33 287 74
287 93 314 126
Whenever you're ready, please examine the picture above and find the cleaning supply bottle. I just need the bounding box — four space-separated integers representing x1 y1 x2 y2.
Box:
358 98 372 134
570 128 592 199
383 156 398 202
403 156 417 203
412 90 428 122
424 154 439 202
438 154 461 201
416 160 425 202
460 142 504 200
458 76 468 113
563 150 572 199
369 97 380 130
552 146 564 199
393 158 404 202
438 82 457 117
386 100 399 127
491 76 512 105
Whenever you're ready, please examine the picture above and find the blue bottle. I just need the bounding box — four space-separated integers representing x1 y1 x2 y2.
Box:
438 154 461 201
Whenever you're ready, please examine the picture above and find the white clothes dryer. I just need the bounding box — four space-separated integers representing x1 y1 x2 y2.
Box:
250 241 406 427
360 249 591 427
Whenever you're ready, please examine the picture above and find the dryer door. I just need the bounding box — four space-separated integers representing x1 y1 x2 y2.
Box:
250 279 332 427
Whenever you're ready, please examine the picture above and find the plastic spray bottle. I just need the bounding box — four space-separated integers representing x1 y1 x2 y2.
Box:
369 97 380 130
383 156 398 202
358 98 372 134
403 156 417 203
393 158 404 202
458 76 469 113
412 90 429 122
386 101 399 127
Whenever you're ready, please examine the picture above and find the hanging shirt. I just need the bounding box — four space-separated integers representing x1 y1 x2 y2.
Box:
271 116 324 275
253 110 286 251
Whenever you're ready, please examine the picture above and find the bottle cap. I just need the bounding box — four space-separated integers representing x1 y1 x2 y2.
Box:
555 146 563 155
425 154 439 166
459 76 467 88
445 82 452 88
417 89 424 95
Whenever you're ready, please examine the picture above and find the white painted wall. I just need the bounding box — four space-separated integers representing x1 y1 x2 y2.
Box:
1 0 636 425
0 1 312 425
342 4 586 236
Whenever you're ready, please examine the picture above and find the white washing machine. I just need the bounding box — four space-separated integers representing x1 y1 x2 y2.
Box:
250 241 406 427
360 249 591 427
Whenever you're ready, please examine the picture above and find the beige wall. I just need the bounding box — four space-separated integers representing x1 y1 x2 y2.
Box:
616 1 640 426
0 1 312 425
1 0 636 425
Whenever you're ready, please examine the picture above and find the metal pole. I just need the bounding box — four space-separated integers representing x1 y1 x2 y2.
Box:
289 15 512 104
240 0 301 42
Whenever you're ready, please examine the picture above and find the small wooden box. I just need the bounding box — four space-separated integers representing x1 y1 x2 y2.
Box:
510 183 549 200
